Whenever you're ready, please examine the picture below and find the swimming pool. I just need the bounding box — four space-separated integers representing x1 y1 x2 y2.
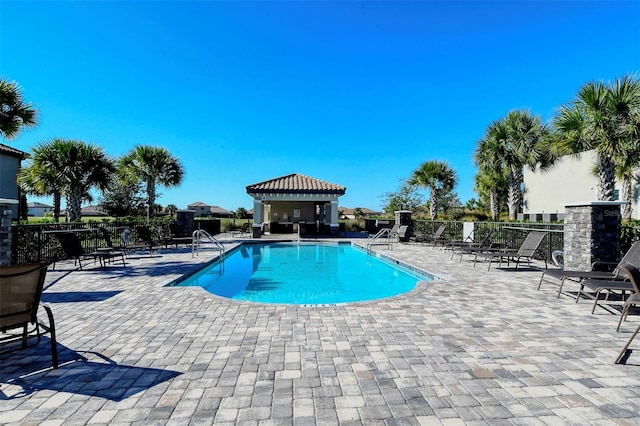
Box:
175 242 433 304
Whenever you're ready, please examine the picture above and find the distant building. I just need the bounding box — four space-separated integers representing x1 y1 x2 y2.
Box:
523 149 640 219
187 202 233 218
340 207 380 220
81 205 108 217
61 205 108 218
27 202 54 217
0 143 28 219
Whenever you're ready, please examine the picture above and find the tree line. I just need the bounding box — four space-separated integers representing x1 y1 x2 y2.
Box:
4 75 640 223
383 74 640 221
1 78 184 222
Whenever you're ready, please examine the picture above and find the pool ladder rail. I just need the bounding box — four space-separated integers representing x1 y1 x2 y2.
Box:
366 227 397 253
192 229 226 259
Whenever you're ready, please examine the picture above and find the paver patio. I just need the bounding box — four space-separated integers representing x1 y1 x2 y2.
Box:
1 238 640 425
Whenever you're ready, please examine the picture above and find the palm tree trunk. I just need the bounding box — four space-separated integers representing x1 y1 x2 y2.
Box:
597 155 617 201
622 176 634 221
507 168 522 221
66 189 83 222
490 189 499 221
53 190 61 223
146 178 156 219
430 188 439 219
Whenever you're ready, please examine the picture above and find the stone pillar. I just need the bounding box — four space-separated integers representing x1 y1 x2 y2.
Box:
394 210 413 242
252 199 263 238
563 201 623 270
0 199 19 266
176 209 195 237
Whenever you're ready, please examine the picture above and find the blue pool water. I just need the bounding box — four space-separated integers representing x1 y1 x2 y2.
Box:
176 242 432 304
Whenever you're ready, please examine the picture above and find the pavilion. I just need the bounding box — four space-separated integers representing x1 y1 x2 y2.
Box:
246 173 346 237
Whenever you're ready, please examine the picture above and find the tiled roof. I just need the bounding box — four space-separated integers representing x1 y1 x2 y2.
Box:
246 173 346 195
341 207 379 215
188 201 210 207
210 205 231 215
27 202 53 208
0 143 28 159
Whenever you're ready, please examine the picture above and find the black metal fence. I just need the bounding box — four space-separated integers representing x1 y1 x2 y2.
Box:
10 219 640 265
11 220 174 265
412 220 640 263
413 219 564 262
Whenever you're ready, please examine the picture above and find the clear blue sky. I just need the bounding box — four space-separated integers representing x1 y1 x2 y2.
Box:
2 1 639 212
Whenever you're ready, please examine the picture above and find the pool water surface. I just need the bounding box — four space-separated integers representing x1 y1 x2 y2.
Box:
175 242 432 304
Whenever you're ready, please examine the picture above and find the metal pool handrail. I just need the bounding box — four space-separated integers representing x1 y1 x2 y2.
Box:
367 227 394 253
192 229 225 259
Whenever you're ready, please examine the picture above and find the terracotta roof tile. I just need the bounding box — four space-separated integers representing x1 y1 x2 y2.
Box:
246 173 346 195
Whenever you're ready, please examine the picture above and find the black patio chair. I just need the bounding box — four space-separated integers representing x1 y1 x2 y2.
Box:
55 232 126 269
0 263 58 369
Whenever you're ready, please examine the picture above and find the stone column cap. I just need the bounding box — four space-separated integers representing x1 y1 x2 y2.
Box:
394 210 413 213
563 201 626 207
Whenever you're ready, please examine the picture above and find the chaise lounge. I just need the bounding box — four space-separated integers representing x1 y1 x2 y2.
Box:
537 241 640 298
473 230 547 270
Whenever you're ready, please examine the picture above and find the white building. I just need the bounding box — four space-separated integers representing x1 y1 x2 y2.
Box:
186 202 233 218
523 150 640 219
27 202 54 217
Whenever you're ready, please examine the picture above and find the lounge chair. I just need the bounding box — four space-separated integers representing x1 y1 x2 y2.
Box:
132 226 159 255
449 228 496 260
55 232 126 269
163 224 193 247
473 230 547 270
614 263 640 364
575 278 634 315
0 263 58 369
410 224 446 245
537 241 640 298
397 225 409 241
98 227 127 253
370 224 399 241
442 228 474 251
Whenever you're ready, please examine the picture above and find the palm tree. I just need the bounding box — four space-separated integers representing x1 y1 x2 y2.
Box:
166 204 178 217
553 75 640 201
409 160 457 219
616 120 640 221
503 110 554 220
353 207 364 220
18 143 64 221
119 145 185 219
475 111 553 221
20 139 116 222
0 78 38 139
474 126 509 221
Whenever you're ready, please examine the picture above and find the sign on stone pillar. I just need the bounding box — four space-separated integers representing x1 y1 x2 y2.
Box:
563 201 623 271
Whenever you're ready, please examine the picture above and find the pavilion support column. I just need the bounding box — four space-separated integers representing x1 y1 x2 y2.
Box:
563 201 622 270
329 200 339 235
252 199 263 238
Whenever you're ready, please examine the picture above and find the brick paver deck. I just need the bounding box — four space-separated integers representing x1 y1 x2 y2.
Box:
2 238 640 425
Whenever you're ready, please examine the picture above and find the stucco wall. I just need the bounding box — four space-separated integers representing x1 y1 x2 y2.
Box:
523 150 640 219
0 155 21 219
269 201 316 223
